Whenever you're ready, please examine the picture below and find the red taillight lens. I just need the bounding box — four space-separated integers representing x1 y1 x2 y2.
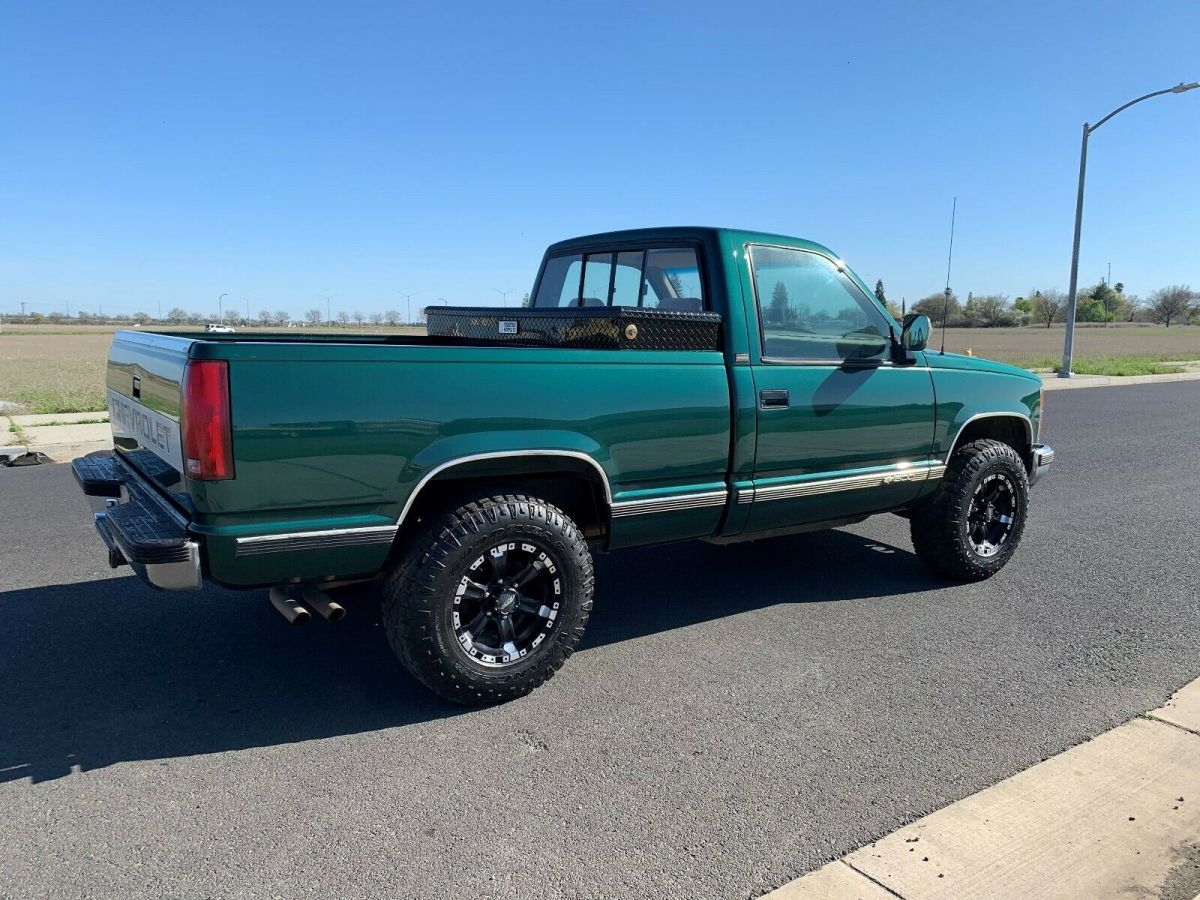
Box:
181 359 234 480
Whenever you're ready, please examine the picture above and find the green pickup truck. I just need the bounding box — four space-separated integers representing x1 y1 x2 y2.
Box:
75 226 1052 704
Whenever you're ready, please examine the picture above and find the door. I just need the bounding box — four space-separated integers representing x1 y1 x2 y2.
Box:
742 245 937 532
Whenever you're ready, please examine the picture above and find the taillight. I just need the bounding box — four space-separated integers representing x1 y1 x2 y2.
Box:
181 359 234 480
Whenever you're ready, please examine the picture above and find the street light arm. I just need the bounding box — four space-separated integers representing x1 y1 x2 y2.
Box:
1090 82 1199 132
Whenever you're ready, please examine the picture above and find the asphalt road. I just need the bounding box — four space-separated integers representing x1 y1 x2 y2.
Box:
2 382 1198 899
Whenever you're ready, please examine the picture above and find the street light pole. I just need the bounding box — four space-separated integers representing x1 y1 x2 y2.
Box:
493 287 515 307
218 293 227 324
1060 80 1199 377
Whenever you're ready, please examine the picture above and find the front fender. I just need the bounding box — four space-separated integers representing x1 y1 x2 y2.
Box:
931 368 1041 459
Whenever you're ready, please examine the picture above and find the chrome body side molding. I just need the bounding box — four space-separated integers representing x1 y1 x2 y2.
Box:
235 525 400 557
744 462 946 505
610 490 728 518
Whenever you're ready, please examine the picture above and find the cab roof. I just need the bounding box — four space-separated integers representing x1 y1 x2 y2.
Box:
546 226 840 261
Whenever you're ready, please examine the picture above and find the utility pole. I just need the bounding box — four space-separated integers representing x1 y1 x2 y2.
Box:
399 291 420 325
320 294 337 326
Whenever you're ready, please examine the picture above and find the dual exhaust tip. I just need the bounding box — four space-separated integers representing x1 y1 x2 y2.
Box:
269 585 345 625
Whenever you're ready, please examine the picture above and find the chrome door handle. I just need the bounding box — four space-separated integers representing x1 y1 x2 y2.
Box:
759 389 789 409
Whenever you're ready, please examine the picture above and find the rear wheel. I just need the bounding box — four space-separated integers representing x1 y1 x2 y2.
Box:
910 439 1029 581
382 494 593 704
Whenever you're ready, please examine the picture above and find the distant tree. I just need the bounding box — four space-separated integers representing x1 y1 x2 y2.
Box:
964 294 1014 328
336 311 350 326
1032 289 1064 328
369 312 384 326
186 312 204 325
770 281 791 325
305 308 322 326
258 309 271 326
1148 285 1196 327
1086 282 1118 324
912 291 959 327
383 309 400 326
274 311 290 327
131 311 150 325
668 272 686 296
225 311 243 326
352 310 364 327
167 307 188 324
1123 294 1143 322
1013 297 1033 315
521 292 531 308
874 279 886 306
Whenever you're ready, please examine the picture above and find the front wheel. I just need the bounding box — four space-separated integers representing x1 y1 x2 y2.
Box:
910 439 1030 581
382 494 594 704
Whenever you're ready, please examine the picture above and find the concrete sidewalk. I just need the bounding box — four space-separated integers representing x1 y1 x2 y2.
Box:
765 678 1200 899
0 411 111 463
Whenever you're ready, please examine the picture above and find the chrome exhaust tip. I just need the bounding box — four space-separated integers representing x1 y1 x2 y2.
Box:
269 586 311 625
301 585 346 622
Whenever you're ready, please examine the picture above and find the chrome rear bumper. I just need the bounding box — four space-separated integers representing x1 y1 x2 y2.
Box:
1030 444 1054 485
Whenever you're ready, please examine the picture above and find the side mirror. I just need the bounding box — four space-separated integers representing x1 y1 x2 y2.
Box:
900 313 931 352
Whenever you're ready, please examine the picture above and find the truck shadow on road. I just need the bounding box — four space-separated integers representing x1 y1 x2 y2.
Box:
0 528 945 784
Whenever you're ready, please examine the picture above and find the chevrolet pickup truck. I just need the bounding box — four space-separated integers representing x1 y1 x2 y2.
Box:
75 226 1052 704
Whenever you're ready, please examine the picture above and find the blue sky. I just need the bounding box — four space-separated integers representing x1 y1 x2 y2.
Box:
2 1 1197 320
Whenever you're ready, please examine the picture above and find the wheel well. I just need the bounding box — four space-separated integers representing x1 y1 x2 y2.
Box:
948 416 1032 468
386 458 610 564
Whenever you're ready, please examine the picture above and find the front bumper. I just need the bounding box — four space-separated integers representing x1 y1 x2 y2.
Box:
1030 443 1054 485
73 452 203 591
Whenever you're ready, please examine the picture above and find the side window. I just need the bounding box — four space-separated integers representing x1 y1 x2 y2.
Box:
749 245 890 362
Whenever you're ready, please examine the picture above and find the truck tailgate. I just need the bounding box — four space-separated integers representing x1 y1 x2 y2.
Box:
106 331 195 501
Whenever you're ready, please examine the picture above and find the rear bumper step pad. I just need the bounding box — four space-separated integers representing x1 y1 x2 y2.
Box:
73 452 203 591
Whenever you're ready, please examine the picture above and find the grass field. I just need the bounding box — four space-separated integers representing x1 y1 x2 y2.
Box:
1 323 1198 414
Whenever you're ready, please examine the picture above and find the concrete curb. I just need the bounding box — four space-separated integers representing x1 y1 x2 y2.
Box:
764 677 1200 900
1041 370 1200 391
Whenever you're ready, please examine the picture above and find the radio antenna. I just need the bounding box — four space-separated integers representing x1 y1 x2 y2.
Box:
939 196 957 355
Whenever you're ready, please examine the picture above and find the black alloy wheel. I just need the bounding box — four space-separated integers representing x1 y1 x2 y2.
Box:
452 540 564 667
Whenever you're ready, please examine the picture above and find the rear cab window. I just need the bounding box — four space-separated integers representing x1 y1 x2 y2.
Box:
533 246 707 311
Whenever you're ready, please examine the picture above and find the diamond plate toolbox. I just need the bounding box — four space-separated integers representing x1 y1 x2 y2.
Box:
425 306 722 351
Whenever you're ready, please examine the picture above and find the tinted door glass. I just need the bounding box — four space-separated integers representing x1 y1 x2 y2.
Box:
750 246 890 361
